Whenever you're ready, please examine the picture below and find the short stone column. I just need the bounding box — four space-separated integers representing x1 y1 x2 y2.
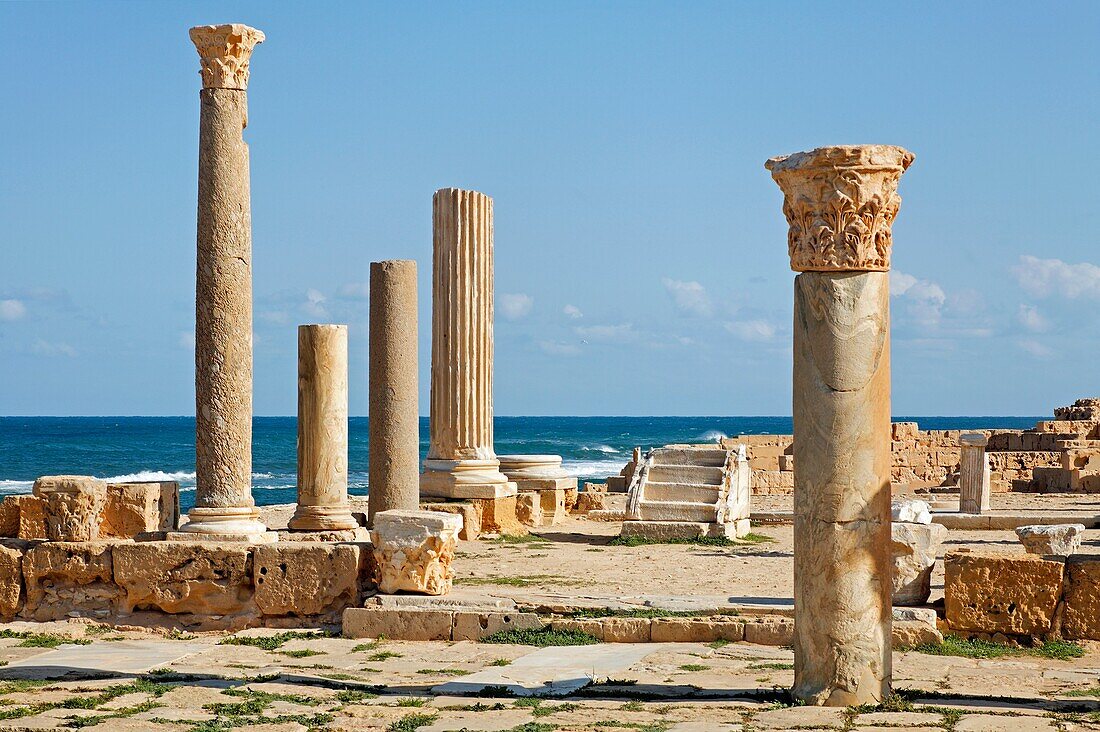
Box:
371 509 463 595
289 325 358 531
420 189 515 500
498 455 576 526
767 145 914 706
958 433 991 514
184 24 270 540
368 260 421 525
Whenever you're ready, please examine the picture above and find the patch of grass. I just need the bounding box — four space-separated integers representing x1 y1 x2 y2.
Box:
396 697 430 707
481 627 601 647
1066 686 1100 698
319 672 359 681
507 724 556 732
365 651 402 661
488 658 512 666
747 662 794 671
276 648 327 658
389 713 438 732
913 635 1085 661
352 641 382 653
491 534 550 545
0 679 52 695
0 629 92 649
335 689 379 703
63 700 162 728
456 574 584 587
610 532 774 548
740 532 775 544
220 687 323 707
218 630 333 651
706 639 730 649
678 664 709 672
416 668 471 676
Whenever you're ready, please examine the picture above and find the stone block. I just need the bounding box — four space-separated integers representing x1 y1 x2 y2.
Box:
22 542 118 621
10 496 46 540
563 486 579 513
548 617 604 640
34 476 108 542
1062 554 1100 640
600 617 652 643
944 551 1064 636
421 501 481 541
342 607 454 640
892 422 920 441
0 498 19 537
452 611 543 641
515 491 543 527
0 543 23 619
113 542 253 616
102 481 180 538
253 543 360 616
371 509 462 595
891 499 932 524
573 491 606 514
651 617 745 643
471 495 528 536
744 617 794 646
892 522 948 606
1015 524 1085 556
892 620 943 648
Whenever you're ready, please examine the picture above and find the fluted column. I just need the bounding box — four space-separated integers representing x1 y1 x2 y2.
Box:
368 260 421 524
420 189 515 499
767 145 914 706
184 23 270 539
958 433 990 514
289 325 357 531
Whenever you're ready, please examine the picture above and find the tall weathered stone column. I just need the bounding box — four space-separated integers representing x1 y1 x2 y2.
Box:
420 189 515 499
767 145 914 706
368 260 421 525
290 325 358 531
958 433 991 514
184 24 270 539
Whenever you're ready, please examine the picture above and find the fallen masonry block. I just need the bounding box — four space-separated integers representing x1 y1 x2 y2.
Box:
34 475 107 542
371 509 463 596
1015 523 1085 556
944 551 1064 637
452 610 544 641
342 607 455 640
1062 554 1100 640
892 522 948 606
0 542 23 619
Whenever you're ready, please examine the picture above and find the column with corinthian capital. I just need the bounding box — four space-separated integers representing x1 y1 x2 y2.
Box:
766 145 914 705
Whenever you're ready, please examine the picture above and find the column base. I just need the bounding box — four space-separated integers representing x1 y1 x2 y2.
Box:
287 504 360 531
179 506 274 542
420 459 517 499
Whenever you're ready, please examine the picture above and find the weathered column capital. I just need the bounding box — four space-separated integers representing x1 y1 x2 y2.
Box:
766 145 914 273
189 24 265 90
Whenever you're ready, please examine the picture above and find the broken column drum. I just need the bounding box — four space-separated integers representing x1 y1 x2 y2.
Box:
420 189 515 499
185 24 270 538
958 432 990 514
368 260 421 525
289 325 357 531
767 145 914 706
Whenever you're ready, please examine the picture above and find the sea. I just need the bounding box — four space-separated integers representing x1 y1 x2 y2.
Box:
0 416 1041 511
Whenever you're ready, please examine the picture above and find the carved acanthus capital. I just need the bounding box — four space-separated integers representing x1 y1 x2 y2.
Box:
189 24 265 90
766 145 914 272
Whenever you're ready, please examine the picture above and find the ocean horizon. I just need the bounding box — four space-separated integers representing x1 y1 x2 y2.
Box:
0 415 1043 511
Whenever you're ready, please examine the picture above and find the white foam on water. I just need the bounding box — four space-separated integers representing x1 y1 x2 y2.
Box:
560 458 628 479
579 444 619 454
101 470 197 484
698 430 728 442
0 480 33 494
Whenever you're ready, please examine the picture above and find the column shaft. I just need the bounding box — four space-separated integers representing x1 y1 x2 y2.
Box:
792 271 892 705
958 434 990 514
420 189 514 499
368 260 421 524
290 325 357 530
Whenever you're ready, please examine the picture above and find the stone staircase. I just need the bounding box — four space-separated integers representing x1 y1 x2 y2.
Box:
623 445 750 539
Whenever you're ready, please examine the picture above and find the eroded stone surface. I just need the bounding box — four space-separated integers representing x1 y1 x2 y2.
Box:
891 499 932 525
1062 554 1100 640
113 542 253 616
34 475 108 542
371 509 462 595
22 542 117 621
103 481 180 537
253 543 359 616
892 522 948 605
944 551 1064 636
0 543 23 619
1015 523 1084 556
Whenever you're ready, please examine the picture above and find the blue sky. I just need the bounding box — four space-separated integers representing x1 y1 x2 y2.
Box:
1 2 1098 416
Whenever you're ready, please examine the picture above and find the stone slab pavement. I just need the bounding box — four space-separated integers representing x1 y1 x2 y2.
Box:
0 640 207 679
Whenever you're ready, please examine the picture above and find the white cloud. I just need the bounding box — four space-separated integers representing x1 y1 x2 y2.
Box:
725 320 776 342
178 332 195 349
1017 338 1053 359
31 339 76 357
339 282 370 300
538 340 580 356
499 293 533 320
0 299 26 321
662 278 712 317
563 304 583 319
891 270 946 328
1013 255 1100 299
1017 304 1048 333
574 323 638 344
303 289 328 318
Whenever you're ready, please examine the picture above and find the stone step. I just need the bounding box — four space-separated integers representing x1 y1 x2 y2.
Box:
651 447 728 467
647 464 725 484
643 481 722 503
637 500 718 522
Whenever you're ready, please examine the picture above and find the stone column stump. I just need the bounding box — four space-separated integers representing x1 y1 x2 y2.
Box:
767 145 914 706
370 509 463 595
498 455 576 527
33 476 108 542
368 260 421 526
289 324 358 532
958 433 991 514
